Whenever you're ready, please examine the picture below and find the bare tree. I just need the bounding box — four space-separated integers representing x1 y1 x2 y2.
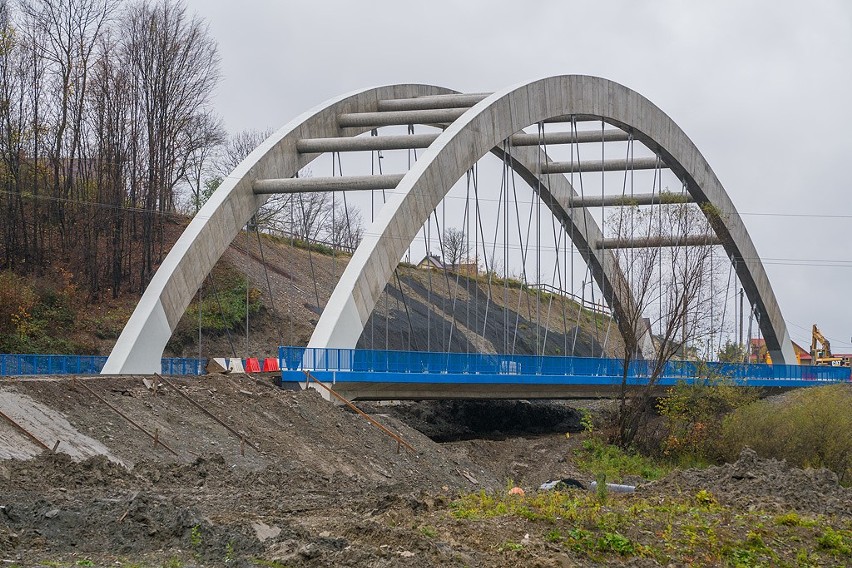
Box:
19 0 115 246
441 227 468 268
208 127 294 228
325 202 363 251
608 202 723 447
122 0 221 287
214 128 273 177
86 30 135 297
0 0 34 268
293 190 330 242
183 113 225 213
0 0 226 298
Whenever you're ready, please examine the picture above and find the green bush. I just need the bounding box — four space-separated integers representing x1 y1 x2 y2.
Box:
718 384 852 484
574 437 668 482
0 269 85 353
657 371 760 463
169 263 262 353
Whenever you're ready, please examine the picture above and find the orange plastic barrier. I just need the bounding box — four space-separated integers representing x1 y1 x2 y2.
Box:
244 357 261 373
262 357 279 372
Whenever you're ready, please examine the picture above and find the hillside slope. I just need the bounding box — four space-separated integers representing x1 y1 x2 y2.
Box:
1 216 622 361
171 230 623 360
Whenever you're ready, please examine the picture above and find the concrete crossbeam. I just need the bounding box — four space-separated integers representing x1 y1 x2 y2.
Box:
566 192 694 208
253 174 405 194
377 93 490 111
542 156 664 174
296 128 630 154
297 134 439 153
510 129 630 146
338 108 467 128
544 114 604 123
597 235 722 249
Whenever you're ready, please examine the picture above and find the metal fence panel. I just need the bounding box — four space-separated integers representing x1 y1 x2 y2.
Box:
277 345 852 385
0 354 205 376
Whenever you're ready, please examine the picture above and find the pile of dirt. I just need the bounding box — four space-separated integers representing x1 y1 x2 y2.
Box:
5 375 851 566
643 447 852 516
0 452 132 491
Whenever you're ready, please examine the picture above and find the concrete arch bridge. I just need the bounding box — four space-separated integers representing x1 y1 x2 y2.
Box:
102 76 849 397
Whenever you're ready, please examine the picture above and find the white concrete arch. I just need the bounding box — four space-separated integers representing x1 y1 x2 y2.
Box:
308 76 795 364
102 84 454 374
103 81 649 374
104 76 795 373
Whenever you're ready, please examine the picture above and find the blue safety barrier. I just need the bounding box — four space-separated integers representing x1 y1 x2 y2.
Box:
160 357 207 376
278 346 851 387
0 354 206 376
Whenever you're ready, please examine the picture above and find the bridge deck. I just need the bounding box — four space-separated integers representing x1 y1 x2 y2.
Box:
279 347 851 401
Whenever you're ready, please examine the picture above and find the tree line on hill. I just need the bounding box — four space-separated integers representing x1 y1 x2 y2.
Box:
0 0 221 299
0 0 364 302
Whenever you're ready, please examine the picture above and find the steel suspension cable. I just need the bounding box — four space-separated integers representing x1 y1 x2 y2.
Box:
480 142 507 349
443 185 472 355
569 116 593 356
503 141 510 353
717 258 734 355
208 273 238 359
537 122 560 355
295 172 321 309
432 212 462 351
539 122 570 356
331 153 337 288
370 129 377 349
507 138 536 355
254 224 284 348
288 191 295 345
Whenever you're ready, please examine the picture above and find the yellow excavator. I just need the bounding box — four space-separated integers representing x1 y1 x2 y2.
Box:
811 324 846 366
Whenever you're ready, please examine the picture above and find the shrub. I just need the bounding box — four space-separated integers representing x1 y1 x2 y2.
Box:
657 368 760 463
718 384 852 484
168 262 262 353
0 271 37 350
574 437 668 482
0 269 85 353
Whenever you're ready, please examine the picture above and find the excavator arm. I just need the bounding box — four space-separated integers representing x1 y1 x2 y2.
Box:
811 324 837 364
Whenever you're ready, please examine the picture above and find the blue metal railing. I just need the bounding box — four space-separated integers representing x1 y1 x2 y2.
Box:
0 354 206 376
160 357 207 376
279 346 852 385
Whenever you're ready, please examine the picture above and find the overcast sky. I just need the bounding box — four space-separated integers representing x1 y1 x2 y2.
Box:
184 0 852 352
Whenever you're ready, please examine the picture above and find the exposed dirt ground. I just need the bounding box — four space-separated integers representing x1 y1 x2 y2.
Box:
1 375 850 567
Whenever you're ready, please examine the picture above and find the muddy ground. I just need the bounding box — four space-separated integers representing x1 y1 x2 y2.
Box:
1 375 850 567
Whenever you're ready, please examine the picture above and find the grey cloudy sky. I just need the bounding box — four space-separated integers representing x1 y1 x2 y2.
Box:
184 0 852 351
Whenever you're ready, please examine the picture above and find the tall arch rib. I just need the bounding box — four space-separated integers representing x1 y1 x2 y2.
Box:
103 82 644 374
308 76 795 364
101 84 454 374
103 76 794 373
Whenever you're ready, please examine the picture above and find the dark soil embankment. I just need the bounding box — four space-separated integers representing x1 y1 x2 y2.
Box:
361 399 583 442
